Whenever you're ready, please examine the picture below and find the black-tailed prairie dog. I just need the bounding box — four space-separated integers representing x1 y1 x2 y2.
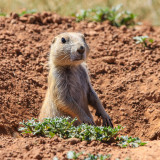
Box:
39 32 113 127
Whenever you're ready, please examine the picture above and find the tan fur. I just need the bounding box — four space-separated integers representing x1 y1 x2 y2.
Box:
39 32 113 127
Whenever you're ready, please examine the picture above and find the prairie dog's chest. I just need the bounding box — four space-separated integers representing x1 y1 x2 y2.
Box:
65 66 88 91
54 65 89 97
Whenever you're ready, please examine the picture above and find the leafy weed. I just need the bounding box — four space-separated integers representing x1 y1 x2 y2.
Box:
18 9 37 16
0 12 6 16
116 136 147 148
133 36 154 48
67 151 84 159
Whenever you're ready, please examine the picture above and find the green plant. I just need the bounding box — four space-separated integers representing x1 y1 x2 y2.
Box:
19 117 122 142
133 36 154 47
54 151 111 160
18 9 37 16
75 4 136 27
116 136 147 148
67 151 83 159
0 12 6 16
75 10 88 22
85 153 111 160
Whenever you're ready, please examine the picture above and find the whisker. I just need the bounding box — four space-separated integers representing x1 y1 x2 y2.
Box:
58 55 69 63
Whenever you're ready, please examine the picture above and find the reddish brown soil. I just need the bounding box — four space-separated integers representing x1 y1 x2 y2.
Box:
0 12 160 159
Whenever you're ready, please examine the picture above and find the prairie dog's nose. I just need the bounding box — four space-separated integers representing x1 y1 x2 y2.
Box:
77 46 85 54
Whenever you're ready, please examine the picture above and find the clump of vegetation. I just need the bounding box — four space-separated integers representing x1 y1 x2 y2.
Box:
85 153 111 160
75 4 136 27
54 151 111 160
133 36 154 48
19 117 122 142
19 117 146 148
116 136 147 148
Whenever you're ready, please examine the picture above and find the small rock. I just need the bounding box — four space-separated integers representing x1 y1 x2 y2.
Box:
97 47 103 52
53 15 62 24
20 25 26 30
34 154 42 159
144 50 151 54
36 66 43 72
39 139 46 144
53 136 60 142
42 85 47 90
81 140 88 146
102 56 116 64
42 12 49 18
120 25 127 32
28 16 36 23
11 19 17 24
87 22 95 28
89 140 97 147
18 55 25 64
19 17 28 22
11 13 19 19
24 144 30 151
14 48 20 54
94 25 104 31
87 31 98 36
66 138 80 145
119 60 125 65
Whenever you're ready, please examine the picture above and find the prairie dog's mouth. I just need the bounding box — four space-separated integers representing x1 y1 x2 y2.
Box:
71 58 83 61
70 53 84 61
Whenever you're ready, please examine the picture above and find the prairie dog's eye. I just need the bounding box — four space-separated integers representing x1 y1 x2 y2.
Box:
61 37 66 43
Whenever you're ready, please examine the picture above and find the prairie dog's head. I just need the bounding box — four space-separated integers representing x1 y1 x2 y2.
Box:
49 32 90 66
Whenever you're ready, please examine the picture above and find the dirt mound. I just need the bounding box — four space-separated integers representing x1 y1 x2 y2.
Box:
0 13 160 159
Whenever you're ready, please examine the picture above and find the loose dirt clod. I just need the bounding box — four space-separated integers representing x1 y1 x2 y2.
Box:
0 12 160 159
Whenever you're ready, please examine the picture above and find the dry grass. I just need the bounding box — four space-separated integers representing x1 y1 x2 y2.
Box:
0 0 160 25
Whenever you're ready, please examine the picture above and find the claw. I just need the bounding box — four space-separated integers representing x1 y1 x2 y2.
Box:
82 117 95 126
95 111 101 117
102 117 113 128
109 119 113 128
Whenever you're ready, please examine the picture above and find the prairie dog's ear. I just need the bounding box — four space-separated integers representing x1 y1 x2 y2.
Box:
51 37 56 44
77 32 84 37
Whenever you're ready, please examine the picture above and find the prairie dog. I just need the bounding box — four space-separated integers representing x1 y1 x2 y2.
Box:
39 32 113 127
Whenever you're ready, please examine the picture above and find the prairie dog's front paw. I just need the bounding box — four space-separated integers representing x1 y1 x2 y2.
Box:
81 116 95 125
96 110 113 128
101 113 113 128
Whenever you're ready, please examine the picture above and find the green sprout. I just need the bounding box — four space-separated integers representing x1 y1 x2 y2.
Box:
116 136 147 148
18 9 37 16
86 153 111 160
75 10 88 22
133 36 154 47
67 151 83 159
0 12 6 16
